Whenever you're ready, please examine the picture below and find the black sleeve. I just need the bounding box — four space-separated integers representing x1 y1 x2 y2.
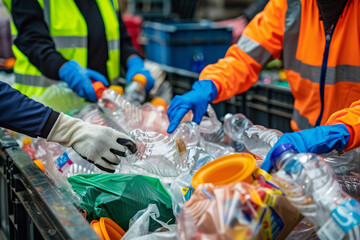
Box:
119 11 139 69
0 81 59 138
11 0 67 80
243 0 269 21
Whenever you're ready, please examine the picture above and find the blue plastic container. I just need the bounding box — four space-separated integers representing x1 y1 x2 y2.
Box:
142 21 233 73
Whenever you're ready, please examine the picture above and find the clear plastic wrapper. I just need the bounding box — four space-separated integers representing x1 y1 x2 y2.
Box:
243 125 283 160
33 138 67 163
122 204 177 240
127 129 188 177
199 105 224 143
170 122 201 148
32 82 84 113
223 113 253 152
44 151 81 205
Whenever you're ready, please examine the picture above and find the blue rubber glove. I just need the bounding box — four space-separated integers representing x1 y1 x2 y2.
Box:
167 80 218 134
59 60 109 102
260 124 350 172
125 56 155 93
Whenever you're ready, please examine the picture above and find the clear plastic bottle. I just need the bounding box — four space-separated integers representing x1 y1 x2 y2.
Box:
170 122 201 148
271 143 360 240
127 129 188 177
243 125 283 160
140 102 169 134
98 89 142 132
223 113 253 152
199 105 224 143
199 138 234 159
124 74 147 105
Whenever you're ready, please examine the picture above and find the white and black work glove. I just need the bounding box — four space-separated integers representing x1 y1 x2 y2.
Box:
47 113 137 172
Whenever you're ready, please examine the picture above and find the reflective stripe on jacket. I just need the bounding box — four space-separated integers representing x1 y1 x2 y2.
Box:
5 0 120 98
199 0 360 131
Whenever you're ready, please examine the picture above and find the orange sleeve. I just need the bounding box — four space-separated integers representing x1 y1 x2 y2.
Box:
199 0 286 103
326 100 360 151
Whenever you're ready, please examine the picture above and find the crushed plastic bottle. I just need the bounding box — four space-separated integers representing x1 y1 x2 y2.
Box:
170 122 201 148
223 113 253 152
199 105 224 143
127 129 188 177
199 138 235 159
99 89 142 132
243 125 283 160
322 149 360 176
271 143 360 240
124 74 147 105
140 102 169 134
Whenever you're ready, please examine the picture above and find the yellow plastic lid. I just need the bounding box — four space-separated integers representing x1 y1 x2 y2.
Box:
132 74 147 87
150 97 168 108
91 217 125 240
109 85 124 95
23 137 32 145
191 153 257 189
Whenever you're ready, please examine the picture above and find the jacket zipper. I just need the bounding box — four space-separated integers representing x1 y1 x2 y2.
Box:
315 24 335 126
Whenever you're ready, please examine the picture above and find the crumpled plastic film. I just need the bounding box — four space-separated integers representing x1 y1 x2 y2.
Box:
122 204 177 240
68 173 175 231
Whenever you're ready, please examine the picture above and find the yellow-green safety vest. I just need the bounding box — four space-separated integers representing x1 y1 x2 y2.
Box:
2 0 120 98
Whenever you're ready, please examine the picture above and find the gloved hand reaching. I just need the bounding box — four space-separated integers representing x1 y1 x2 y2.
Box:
260 124 350 172
59 60 109 102
125 56 155 93
167 80 218 133
47 113 137 172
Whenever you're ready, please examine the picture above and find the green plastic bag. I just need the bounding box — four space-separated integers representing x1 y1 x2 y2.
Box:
68 174 175 231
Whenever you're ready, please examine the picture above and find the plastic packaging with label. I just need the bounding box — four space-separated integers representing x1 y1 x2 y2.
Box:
271 143 360 240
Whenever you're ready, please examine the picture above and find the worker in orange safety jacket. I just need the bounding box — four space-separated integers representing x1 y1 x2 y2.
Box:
166 0 360 171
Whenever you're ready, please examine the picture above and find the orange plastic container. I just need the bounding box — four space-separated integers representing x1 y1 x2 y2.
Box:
191 153 257 189
91 217 125 240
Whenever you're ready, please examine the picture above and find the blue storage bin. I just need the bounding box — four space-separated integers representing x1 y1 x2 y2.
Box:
142 21 233 73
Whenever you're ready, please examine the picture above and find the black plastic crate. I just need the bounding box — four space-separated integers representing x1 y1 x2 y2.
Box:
245 83 294 133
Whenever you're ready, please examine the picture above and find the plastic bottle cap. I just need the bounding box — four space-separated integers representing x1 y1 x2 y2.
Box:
270 143 297 170
92 81 107 99
191 153 257 189
23 137 32 145
150 97 168 108
132 74 147 87
34 160 45 173
109 85 124 95
91 217 125 240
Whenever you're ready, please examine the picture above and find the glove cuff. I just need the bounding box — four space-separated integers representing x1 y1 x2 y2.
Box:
59 60 78 80
47 112 84 147
193 80 218 102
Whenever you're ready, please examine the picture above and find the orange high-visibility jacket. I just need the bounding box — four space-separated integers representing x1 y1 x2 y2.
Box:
327 100 360 151
200 0 360 133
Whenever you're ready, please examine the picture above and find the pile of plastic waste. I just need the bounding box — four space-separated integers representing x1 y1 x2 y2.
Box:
20 80 360 240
